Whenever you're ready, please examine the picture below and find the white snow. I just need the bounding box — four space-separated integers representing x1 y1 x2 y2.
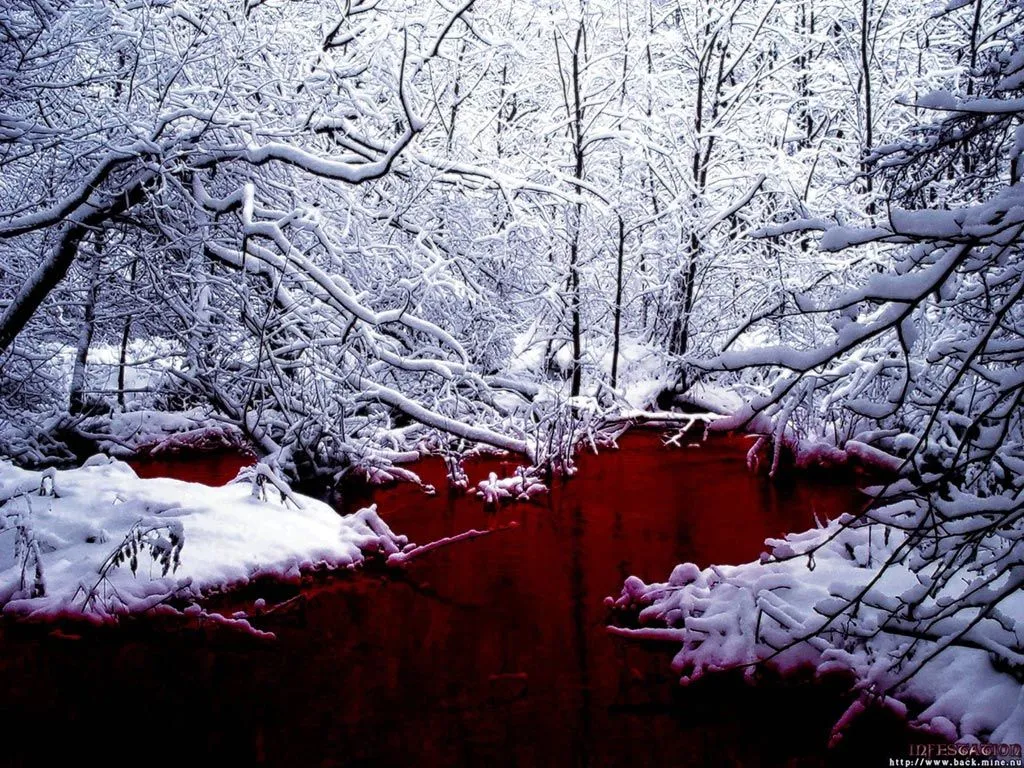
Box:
83 408 248 457
0 456 407 619
670 383 745 415
475 467 548 503
608 511 1024 744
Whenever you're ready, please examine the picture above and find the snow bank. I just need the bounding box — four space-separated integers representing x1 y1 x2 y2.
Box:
664 382 745 416
608 513 1024 745
79 408 249 457
0 457 407 619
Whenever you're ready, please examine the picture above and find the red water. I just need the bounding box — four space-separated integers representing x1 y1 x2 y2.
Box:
128 450 253 485
0 431 914 766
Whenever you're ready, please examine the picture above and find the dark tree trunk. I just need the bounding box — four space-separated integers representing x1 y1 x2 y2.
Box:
69 233 104 416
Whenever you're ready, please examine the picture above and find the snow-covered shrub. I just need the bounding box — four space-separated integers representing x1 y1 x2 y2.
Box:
76 520 185 612
608 511 1024 743
1 496 46 600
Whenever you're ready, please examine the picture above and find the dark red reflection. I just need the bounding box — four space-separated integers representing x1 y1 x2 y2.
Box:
344 430 861 572
127 450 254 485
0 431 913 767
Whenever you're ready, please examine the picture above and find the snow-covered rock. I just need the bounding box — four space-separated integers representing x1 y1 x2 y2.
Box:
476 468 548 503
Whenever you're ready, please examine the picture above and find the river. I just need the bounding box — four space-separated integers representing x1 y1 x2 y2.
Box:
0 430 914 766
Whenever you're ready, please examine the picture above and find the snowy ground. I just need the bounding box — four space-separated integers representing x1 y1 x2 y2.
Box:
0 457 408 620
608 512 1024 745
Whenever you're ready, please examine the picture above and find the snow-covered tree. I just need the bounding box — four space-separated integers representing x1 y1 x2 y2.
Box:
0 0 555 476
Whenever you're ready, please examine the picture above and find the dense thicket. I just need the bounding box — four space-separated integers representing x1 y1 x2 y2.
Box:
2 0 963 479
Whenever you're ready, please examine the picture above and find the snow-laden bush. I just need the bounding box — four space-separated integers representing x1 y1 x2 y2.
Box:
609 510 1024 743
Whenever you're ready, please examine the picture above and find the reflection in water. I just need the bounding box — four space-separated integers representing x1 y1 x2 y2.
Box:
0 431 912 766
128 450 253 486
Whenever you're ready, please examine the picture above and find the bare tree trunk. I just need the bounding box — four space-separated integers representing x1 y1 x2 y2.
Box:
860 0 876 215
568 206 583 398
610 3 630 390
447 39 468 154
116 258 138 411
641 3 658 334
669 14 713 364
569 18 586 398
668 8 731 386
554 12 588 398
797 0 815 151
611 214 626 389
69 234 104 415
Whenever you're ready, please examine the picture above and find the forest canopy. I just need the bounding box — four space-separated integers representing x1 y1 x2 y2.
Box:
6 0 987 478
